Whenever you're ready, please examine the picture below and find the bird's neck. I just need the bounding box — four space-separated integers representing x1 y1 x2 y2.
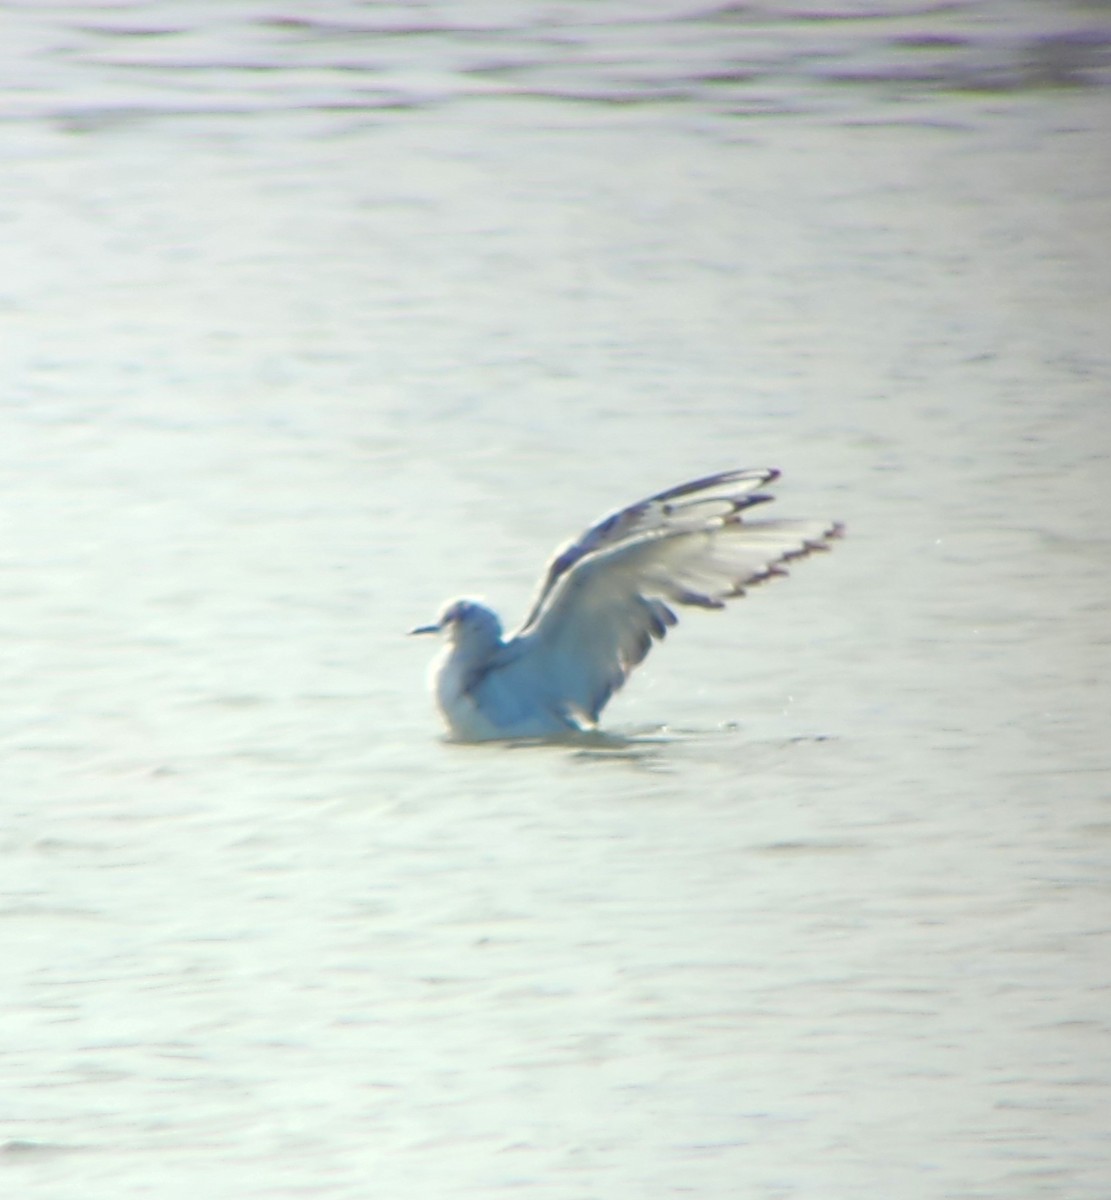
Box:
450 623 502 670
437 623 501 701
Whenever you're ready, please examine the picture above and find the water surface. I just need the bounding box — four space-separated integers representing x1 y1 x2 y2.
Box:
3 3 1110 1197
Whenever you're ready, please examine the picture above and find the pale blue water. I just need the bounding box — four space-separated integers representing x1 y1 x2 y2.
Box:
3 3 1110 1197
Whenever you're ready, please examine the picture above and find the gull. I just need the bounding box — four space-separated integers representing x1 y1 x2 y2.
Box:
411 467 842 741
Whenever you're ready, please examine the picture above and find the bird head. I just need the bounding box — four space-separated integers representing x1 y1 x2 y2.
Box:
409 599 503 647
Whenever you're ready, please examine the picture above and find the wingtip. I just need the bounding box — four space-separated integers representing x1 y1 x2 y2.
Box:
793 521 845 555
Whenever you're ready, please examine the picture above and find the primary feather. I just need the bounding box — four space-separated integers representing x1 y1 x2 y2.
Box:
412 468 841 741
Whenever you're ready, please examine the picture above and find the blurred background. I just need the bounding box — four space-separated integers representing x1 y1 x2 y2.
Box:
2 3 1110 1197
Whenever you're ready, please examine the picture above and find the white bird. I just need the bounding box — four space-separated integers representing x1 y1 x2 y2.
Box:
411 467 842 741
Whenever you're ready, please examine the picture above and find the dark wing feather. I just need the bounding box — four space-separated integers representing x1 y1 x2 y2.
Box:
518 468 779 631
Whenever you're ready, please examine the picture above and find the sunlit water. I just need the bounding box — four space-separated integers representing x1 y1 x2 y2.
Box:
3 3 1110 1197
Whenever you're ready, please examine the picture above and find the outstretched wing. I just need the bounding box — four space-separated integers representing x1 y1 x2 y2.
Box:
479 471 841 727
518 467 780 630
